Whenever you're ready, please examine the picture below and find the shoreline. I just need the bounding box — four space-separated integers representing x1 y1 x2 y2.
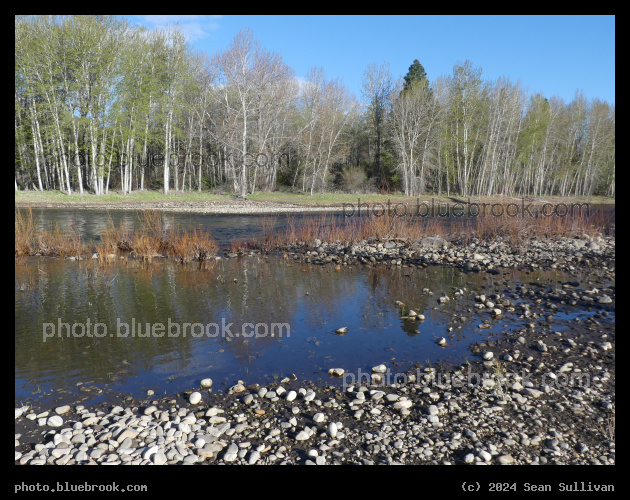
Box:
15 296 614 466
15 250 615 465
15 204 615 465
15 199 346 215
15 192 614 215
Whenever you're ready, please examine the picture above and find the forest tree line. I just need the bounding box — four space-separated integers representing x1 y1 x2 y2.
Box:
15 15 615 198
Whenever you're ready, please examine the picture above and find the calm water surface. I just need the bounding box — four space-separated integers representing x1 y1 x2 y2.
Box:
16 254 594 405
18 207 348 249
15 208 613 406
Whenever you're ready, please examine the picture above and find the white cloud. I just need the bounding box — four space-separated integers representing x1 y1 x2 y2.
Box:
295 76 309 89
137 15 221 41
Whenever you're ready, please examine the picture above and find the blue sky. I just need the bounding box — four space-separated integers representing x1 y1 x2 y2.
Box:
127 15 615 105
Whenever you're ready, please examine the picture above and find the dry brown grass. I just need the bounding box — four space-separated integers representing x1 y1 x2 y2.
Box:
470 206 614 246
35 220 87 258
138 210 170 253
100 215 133 253
94 215 130 264
245 204 613 252
132 232 160 263
168 228 218 263
258 215 280 252
15 208 36 256
276 213 452 248
16 203 612 265
96 211 219 264
34 223 62 256
16 207 220 265
190 229 219 262
228 239 248 254
66 220 86 258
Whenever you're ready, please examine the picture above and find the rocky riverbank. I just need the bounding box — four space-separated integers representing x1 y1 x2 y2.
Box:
15 246 614 464
268 233 615 276
16 199 344 214
14 318 615 465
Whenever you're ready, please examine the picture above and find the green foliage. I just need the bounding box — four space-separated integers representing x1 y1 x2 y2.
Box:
403 59 429 92
339 164 369 193
14 17 615 199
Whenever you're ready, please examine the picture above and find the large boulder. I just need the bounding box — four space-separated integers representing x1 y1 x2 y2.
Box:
420 237 449 250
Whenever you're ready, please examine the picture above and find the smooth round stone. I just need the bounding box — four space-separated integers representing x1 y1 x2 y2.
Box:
144 406 157 416
152 451 167 465
248 450 260 464
223 447 238 462
497 454 515 465
47 416 63 427
142 445 159 460
393 400 413 410
197 449 214 459
483 351 494 361
464 453 475 463
371 391 385 401
205 407 222 417
285 391 297 402
313 413 325 423
295 430 310 441
372 364 387 373
189 392 202 405
328 422 338 438
200 378 213 389
55 405 71 415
